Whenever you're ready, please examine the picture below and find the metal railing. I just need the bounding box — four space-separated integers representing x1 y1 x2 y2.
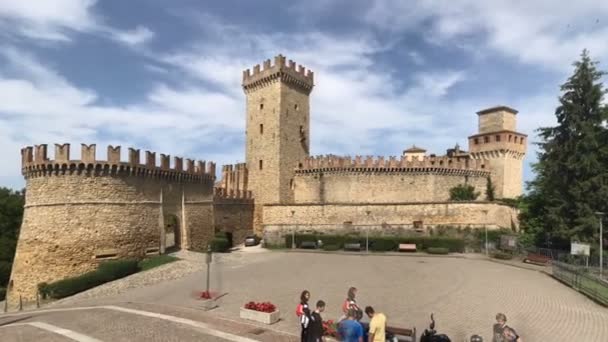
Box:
552 261 608 306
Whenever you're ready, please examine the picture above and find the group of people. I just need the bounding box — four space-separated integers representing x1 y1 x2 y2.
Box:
295 288 522 342
296 287 386 342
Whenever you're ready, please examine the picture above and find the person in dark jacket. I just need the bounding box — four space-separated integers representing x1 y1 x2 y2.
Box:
308 300 326 342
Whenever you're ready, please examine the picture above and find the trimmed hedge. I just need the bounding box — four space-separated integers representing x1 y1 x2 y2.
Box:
492 252 513 260
138 255 178 271
285 234 465 253
322 244 341 251
0 287 5 301
369 238 397 252
427 247 449 255
38 259 140 299
211 237 230 253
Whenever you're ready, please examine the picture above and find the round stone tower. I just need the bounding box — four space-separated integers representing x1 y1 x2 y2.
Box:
7 143 215 309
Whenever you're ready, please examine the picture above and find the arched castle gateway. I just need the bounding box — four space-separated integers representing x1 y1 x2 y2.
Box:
8 54 526 307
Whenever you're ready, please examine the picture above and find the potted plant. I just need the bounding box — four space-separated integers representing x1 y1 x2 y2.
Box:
240 301 280 324
195 290 217 310
323 319 340 339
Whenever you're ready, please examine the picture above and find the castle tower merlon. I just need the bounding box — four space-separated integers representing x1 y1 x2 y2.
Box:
128 148 140 165
55 143 70 162
21 146 33 166
107 145 121 164
82 144 96 163
35 144 48 162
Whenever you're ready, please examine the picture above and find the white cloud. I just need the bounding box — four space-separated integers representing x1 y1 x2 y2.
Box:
111 25 155 46
0 0 98 41
0 0 155 46
364 0 608 72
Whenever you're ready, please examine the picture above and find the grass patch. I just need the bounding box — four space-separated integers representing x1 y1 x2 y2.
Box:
138 255 179 272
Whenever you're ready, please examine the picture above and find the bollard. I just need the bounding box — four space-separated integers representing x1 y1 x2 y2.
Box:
36 291 40 308
19 295 22 311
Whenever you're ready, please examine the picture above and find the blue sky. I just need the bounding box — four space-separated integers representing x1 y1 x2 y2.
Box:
1 0 607 189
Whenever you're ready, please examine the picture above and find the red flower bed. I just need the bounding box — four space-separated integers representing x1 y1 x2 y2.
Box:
323 319 339 338
244 301 276 313
200 291 211 299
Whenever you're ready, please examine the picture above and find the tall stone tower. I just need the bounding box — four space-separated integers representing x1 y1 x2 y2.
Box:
468 106 527 199
242 55 314 232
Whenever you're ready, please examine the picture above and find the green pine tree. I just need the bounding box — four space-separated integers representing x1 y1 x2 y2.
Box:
525 50 608 249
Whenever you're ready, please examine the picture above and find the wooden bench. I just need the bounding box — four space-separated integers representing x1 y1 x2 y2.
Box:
344 243 361 251
398 243 417 252
299 241 317 249
523 253 551 266
386 326 416 342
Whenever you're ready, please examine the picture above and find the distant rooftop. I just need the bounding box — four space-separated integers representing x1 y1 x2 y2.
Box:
403 145 427 153
476 105 518 115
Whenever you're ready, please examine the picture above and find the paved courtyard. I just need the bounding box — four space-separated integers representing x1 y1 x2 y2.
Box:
3 249 608 341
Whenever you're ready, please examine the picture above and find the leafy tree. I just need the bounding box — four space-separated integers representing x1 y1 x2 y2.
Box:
0 187 24 288
449 184 480 201
524 50 608 249
486 177 495 201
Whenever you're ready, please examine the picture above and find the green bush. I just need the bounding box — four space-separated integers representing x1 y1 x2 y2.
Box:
39 259 140 299
0 287 5 301
492 252 513 260
0 261 12 286
449 184 480 201
138 255 178 272
322 244 341 251
427 247 449 255
369 238 397 252
318 235 345 248
211 237 231 252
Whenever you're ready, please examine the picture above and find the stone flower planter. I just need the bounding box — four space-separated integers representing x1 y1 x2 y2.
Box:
239 307 280 324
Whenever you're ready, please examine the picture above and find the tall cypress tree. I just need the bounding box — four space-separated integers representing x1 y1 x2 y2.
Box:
526 50 608 248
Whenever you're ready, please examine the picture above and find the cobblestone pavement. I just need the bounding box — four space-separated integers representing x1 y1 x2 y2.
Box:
0 302 298 341
7 249 608 341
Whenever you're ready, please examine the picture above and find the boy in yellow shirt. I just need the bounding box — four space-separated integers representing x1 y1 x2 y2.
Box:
364 306 386 342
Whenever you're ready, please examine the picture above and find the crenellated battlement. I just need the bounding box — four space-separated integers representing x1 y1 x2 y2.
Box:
242 54 314 94
214 163 252 200
21 143 216 183
295 154 490 177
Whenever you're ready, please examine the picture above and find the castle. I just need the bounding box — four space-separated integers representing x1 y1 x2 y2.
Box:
7 55 526 307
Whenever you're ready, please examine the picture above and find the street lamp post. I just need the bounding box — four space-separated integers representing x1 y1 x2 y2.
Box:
205 245 213 293
595 212 604 278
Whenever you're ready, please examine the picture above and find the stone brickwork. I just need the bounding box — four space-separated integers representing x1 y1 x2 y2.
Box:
262 202 518 244
243 55 313 233
293 155 489 203
8 143 216 308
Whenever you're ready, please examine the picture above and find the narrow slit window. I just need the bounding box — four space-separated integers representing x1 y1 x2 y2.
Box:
259 103 264 110
474 138 479 145
496 135 501 142
484 136 489 143
260 124 263 134
259 160 263 170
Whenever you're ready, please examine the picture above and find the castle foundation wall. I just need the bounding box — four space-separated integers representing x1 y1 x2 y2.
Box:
262 202 518 245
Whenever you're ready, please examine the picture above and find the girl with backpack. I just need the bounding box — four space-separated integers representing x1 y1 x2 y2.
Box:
296 290 311 342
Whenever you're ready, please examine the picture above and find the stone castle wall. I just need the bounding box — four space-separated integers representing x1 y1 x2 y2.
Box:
293 155 490 203
8 144 216 308
262 202 518 245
